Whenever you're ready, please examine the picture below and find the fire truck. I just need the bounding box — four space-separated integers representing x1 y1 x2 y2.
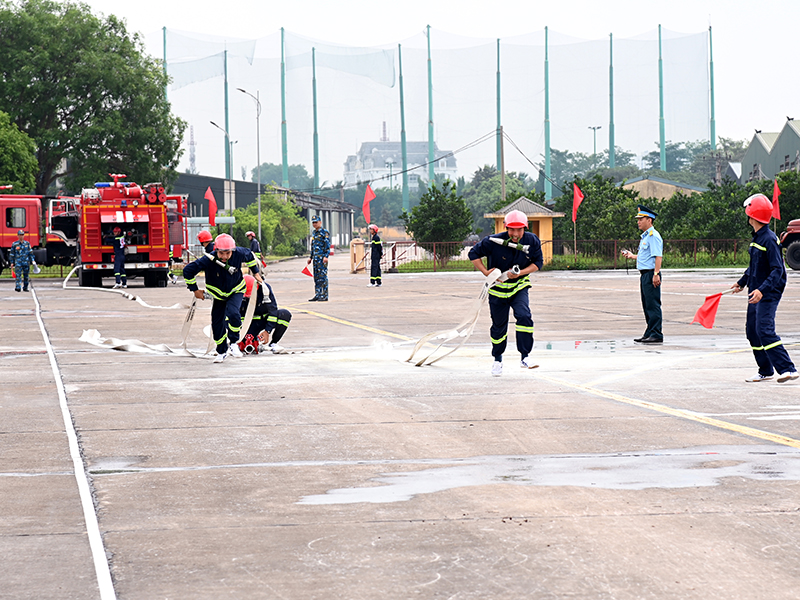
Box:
780 218 800 270
1 175 186 286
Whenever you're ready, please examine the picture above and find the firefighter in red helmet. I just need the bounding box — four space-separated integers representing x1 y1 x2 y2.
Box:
731 194 798 382
102 226 127 288
239 274 293 354
468 209 543 376
197 230 214 253
183 233 263 363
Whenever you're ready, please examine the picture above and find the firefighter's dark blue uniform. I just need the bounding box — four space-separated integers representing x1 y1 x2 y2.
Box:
468 231 544 361
183 247 260 354
370 232 383 286
103 232 127 285
241 281 292 344
737 225 796 377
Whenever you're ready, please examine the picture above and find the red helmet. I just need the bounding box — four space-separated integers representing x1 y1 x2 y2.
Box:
113 226 121 234
504 210 528 229
214 233 236 251
245 231 255 237
197 230 213 243
243 274 256 298
368 224 378 232
744 193 773 224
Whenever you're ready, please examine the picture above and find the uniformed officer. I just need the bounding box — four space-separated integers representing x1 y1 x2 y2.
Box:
240 274 292 353
731 193 798 383
306 215 330 302
9 229 35 292
245 231 264 265
102 226 127 288
368 224 383 287
197 230 215 253
183 233 263 363
621 205 663 344
468 210 544 376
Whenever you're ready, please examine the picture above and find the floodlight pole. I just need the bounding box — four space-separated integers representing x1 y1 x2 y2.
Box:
238 87 262 241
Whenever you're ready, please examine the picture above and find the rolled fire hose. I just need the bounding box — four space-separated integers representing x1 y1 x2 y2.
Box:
406 265 521 367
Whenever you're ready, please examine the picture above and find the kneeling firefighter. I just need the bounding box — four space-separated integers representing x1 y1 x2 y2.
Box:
182 233 263 363
239 274 292 354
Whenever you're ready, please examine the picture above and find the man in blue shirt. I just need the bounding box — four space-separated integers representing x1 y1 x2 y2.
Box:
621 205 663 344
469 210 544 376
731 193 797 383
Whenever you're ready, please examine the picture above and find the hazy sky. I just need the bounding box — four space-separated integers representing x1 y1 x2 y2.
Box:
79 0 797 183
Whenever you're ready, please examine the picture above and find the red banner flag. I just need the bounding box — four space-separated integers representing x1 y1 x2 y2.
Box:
692 293 723 329
572 184 584 222
362 184 376 224
301 264 313 277
773 179 781 220
204 187 218 226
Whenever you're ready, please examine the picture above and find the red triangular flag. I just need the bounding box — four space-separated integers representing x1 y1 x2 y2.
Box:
301 264 313 277
204 187 218 227
691 293 723 329
773 179 781 220
362 184 376 224
572 184 584 223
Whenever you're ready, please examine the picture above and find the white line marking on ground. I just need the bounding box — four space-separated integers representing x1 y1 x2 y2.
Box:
32 288 117 600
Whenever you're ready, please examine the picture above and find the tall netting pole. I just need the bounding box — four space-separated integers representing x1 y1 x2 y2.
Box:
224 49 231 180
427 25 435 183
709 26 716 150
608 33 615 168
399 43 409 212
162 27 168 99
281 27 289 188
658 25 666 172
312 48 320 194
496 39 502 172
544 26 552 201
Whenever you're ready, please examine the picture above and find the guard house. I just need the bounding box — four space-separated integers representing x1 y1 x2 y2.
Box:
484 197 564 264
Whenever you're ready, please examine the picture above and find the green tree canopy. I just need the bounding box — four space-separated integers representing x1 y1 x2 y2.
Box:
400 181 473 245
0 110 37 192
251 162 313 191
229 187 309 255
0 0 185 194
461 167 531 234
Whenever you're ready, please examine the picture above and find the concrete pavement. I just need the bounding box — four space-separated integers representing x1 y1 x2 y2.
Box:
2 255 800 599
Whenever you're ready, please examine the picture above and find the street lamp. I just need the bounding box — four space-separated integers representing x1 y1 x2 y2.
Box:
386 157 395 189
238 88 262 241
588 125 602 166
210 120 232 178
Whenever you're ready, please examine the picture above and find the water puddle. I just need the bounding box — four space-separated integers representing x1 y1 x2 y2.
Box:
298 445 800 505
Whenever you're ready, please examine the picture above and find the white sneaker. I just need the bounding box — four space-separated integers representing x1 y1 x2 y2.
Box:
269 342 285 354
213 352 227 363
121 283 127 288
368 282 375 287
745 374 773 382
491 361 503 377
112 283 121 289
228 343 243 358
521 357 539 369
777 371 799 383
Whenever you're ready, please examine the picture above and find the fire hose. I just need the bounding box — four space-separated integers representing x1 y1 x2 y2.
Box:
406 265 520 367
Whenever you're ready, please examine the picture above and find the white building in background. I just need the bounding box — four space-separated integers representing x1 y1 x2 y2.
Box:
343 134 458 191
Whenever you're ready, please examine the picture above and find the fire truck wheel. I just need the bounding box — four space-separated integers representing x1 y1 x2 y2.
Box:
78 268 101 287
786 240 800 271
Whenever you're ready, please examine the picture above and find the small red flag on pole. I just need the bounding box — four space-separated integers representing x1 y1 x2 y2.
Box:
572 184 584 223
301 264 313 277
691 293 724 329
362 184 376 224
773 179 781 220
204 187 218 226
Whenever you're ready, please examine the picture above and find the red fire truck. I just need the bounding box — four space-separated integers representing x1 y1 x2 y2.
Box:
1 175 186 286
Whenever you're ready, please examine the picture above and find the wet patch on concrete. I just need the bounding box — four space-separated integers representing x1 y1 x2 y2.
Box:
298 445 800 504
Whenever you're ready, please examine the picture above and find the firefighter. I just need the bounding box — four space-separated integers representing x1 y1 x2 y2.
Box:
239 274 292 354
9 229 35 292
468 210 544 376
103 226 127 288
731 193 798 383
306 215 330 301
368 224 383 287
183 233 263 363
245 231 264 265
197 230 214 253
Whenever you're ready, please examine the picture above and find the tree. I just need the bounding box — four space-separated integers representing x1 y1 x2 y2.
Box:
0 110 37 192
400 181 472 264
0 0 185 194
251 162 313 191
230 186 309 255
462 168 529 234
